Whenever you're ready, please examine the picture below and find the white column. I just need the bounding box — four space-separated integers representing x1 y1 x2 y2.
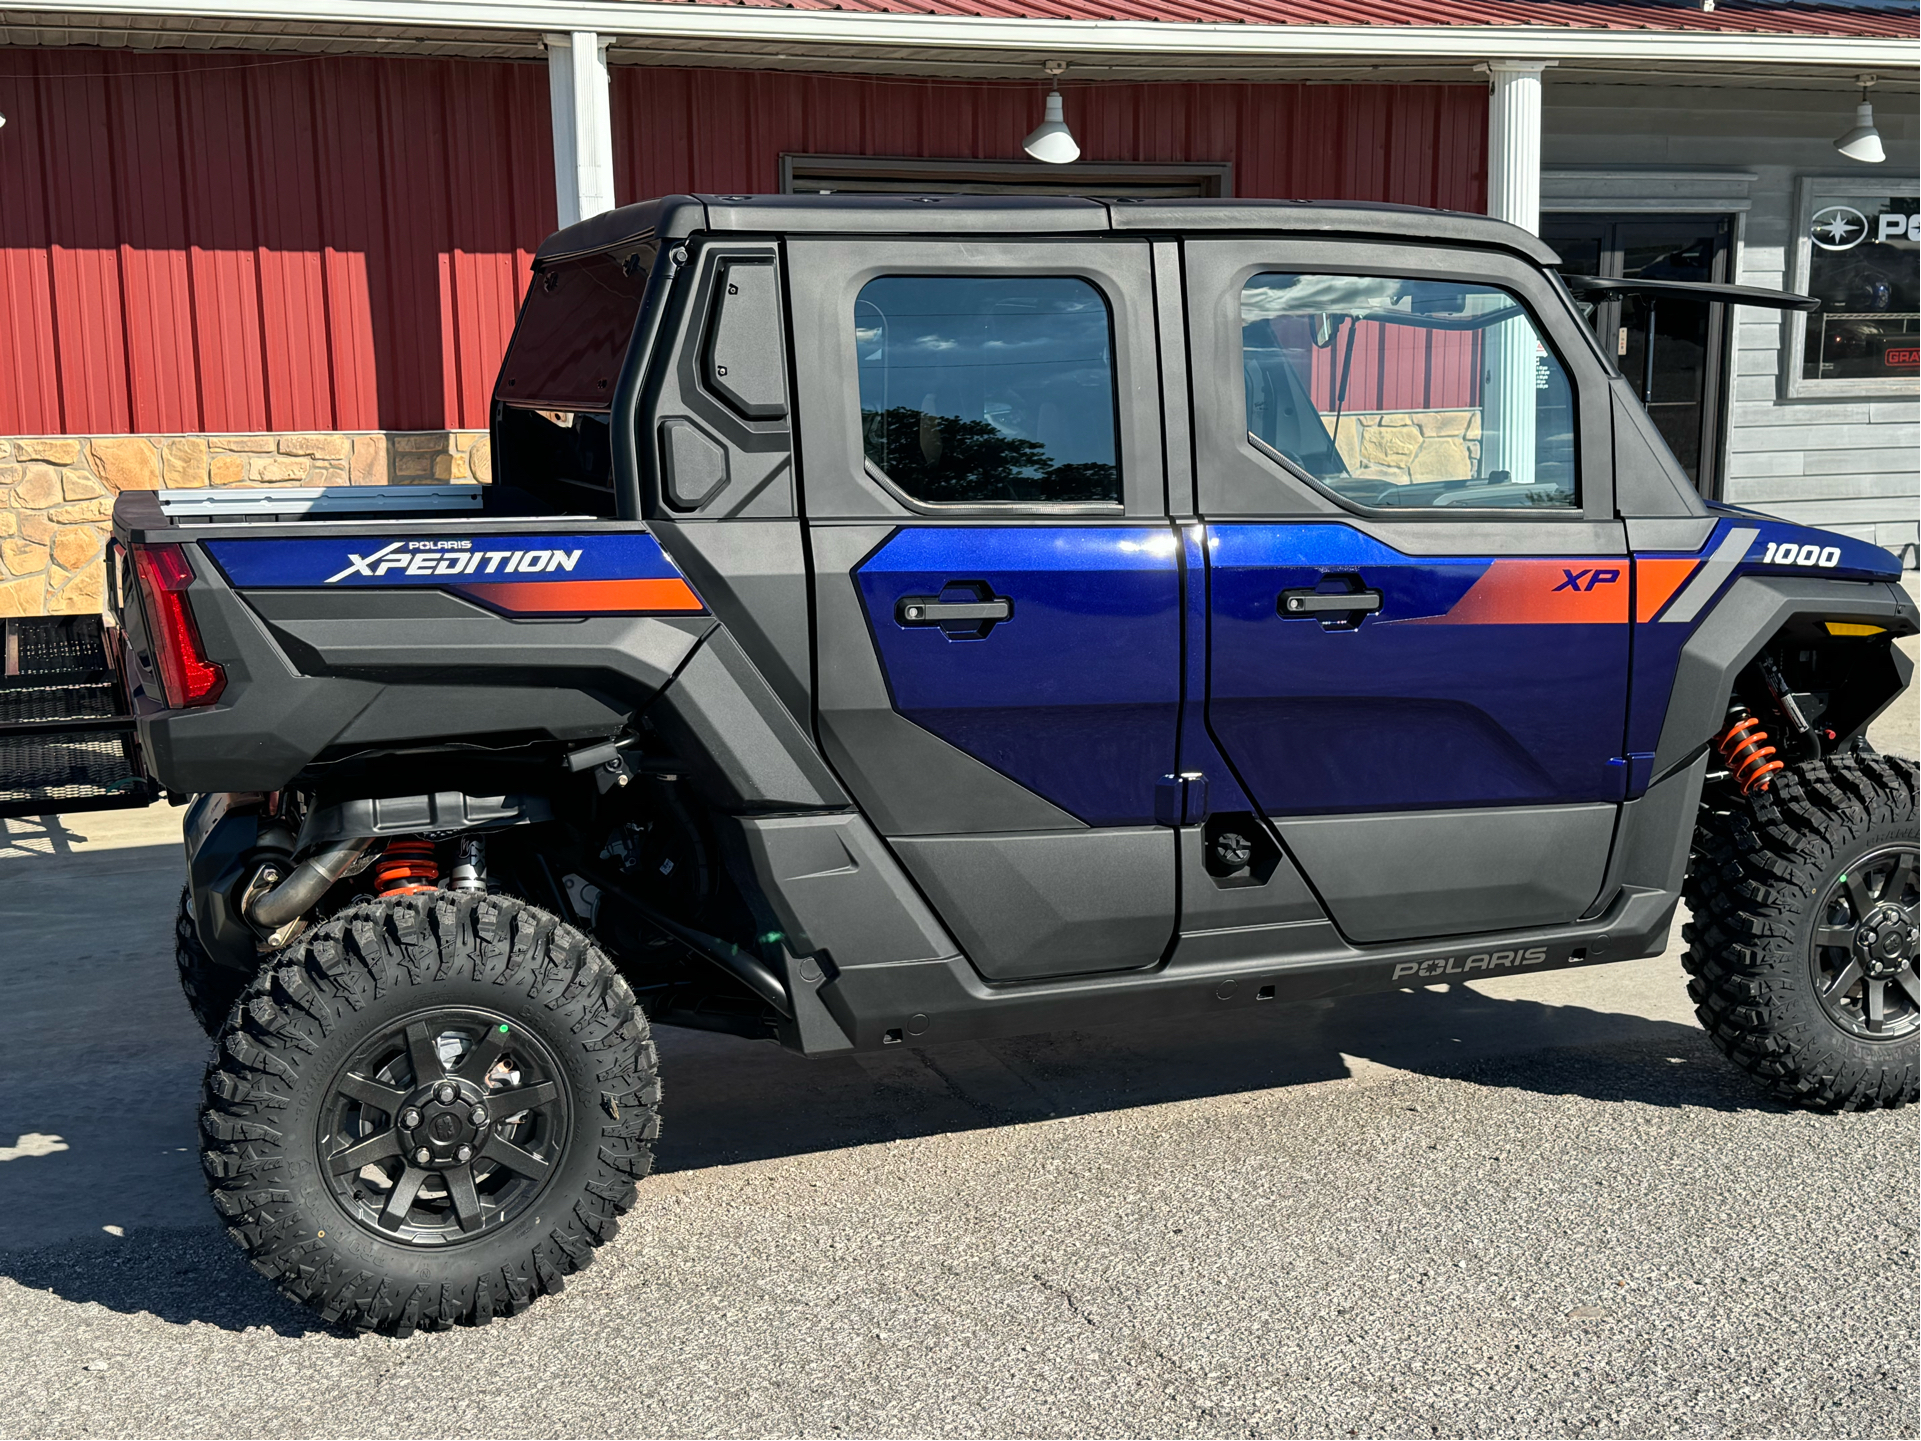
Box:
545 31 616 229
1480 60 1554 236
1478 60 1554 486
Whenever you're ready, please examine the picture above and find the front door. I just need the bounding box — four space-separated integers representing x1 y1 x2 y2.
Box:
785 234 1184 981
1180 239 1632 946
1543 215 1733 497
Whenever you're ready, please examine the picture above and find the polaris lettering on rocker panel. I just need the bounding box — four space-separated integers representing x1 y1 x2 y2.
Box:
1391 946 1554 983
60 194 1913 1337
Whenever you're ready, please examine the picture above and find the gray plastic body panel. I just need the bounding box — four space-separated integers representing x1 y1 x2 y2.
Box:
704 258 790 420
813 879 1679 1052
537 194 1558 265
1612 387 1712 520
294 791 553 850
889 828 1176 982
644 628 848 813
142 568 709 791
730 812 960 969
1626 517 1718 551
1614 753 1710 903
808 524 1086 836
1651 576 1919 776
649 518 813 727
641 240 796 521
1278 802 1618 944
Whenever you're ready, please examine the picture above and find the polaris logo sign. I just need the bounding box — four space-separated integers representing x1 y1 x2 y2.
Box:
325 540 583 583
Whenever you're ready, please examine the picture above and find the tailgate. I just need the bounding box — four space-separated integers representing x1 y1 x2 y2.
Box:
0 615 158 819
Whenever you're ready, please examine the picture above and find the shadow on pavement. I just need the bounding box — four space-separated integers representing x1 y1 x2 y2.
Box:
0 804 1780 1334
0 1226 334 1338
0 981 1770 1335
647 981 1777 1176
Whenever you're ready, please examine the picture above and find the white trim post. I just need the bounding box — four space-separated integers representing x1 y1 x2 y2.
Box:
1478 60 1554 486
545 30 616 229
1480 59 1554 236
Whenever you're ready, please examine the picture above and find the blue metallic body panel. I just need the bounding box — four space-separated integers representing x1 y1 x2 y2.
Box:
1205 523 1630 815
856 526 1181 827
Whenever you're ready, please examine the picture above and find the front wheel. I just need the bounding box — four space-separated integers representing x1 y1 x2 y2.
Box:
201 892 659 1332
1684 751 1918 1110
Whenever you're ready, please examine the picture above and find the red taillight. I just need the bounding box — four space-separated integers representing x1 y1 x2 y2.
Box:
132 543 226 708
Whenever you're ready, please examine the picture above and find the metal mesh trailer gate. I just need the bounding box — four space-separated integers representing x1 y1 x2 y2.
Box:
0 617 155 819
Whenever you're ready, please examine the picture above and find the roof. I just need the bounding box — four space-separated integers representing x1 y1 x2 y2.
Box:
625 0 1919 39
536 193 1565 265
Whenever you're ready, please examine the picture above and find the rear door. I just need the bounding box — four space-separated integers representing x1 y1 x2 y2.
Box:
1182 239 1631 945
786 234 1183 981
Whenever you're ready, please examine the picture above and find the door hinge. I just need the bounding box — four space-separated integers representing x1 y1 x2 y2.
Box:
1154 772 1208 828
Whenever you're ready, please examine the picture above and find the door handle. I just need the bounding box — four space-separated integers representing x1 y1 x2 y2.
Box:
897 597 1012 625
1279 588 1382 617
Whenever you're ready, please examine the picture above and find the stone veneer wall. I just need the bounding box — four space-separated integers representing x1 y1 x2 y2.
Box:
0 431 492 617
1327 409 1483 485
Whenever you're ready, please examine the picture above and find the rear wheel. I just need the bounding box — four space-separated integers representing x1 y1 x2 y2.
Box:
1684 752 1918 1110
201 891 659 1332
176 885 250 1036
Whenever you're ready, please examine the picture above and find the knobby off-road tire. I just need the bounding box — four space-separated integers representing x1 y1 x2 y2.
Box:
1684 752 1919 1110
176 885 251 1037
201 892 659 1332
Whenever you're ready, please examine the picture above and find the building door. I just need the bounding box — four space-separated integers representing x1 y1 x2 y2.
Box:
1542 216 1733 498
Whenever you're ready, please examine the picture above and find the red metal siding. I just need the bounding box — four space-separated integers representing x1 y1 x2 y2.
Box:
614 72 1485 213
2 56 1483 438
0 51 555 436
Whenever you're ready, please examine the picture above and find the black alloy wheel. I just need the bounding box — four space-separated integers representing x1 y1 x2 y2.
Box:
201 892 659 1332
323 1009 570 1244
1684 752 1919 1109
1811 843 1920 1041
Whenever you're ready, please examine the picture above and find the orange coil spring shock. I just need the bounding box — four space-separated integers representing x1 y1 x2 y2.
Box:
374 839 440 896
1718 715 1785 795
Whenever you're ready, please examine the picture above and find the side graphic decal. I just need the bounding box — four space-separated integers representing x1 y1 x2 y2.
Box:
203 533 705 617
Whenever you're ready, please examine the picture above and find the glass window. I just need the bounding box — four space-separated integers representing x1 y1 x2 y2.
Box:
855 276 1120 506
1800 196 1919 385
1240 273 1578 511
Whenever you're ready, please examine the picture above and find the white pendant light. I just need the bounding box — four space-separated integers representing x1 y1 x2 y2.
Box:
1834 74 1885 164
1024 76 1080 166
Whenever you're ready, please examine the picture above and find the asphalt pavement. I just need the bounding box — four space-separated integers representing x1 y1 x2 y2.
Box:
0 613 1914 1440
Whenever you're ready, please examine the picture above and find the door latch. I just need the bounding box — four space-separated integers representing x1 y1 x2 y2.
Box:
1278 589 1383 617
897 597 1012 625
1278 578 1383 632
896 583 1013 639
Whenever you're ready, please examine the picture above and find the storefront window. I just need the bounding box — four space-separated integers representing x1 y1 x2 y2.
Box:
1791 182 1920 396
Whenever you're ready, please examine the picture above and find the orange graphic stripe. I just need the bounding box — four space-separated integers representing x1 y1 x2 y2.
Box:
459 578 704 614
1417 559 1628 625
1634 557 1702 622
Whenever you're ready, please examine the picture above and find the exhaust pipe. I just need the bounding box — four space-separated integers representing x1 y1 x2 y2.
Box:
245 838 372 932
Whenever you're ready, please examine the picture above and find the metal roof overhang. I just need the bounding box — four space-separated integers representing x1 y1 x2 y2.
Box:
2 0 1915 84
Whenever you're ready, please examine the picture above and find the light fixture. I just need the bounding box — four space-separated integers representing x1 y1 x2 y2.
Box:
1834 74 1885 164
1023 62 1079 165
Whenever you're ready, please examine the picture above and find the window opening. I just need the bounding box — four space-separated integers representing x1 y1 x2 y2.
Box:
855 276 1121 506
1241 273 1578 512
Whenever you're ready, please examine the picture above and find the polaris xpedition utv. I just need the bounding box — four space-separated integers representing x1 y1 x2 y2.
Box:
5 195 1914 1334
